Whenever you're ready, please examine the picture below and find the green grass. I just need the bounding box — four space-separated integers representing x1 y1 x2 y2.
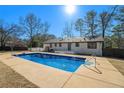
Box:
107 58 124 76
0 61 38 88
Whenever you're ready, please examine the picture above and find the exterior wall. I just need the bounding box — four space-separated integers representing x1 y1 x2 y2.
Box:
44 43 68 51
30 48 44 51
43 44 50 48
43 42 103 56
52 43 68 51
71 42 102 56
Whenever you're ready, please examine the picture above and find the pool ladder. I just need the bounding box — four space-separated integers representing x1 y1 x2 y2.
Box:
85 55 97 67
85 55 102 74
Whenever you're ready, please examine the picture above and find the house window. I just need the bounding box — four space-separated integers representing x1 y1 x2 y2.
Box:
55 43 57 47
75 42 79 47
50 43 52 48
59 43 62 47
87 42 97 49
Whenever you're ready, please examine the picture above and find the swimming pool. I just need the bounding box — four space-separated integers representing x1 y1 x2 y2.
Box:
16 53 86 72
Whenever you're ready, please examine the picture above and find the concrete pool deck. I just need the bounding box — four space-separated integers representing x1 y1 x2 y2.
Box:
0 51 124 88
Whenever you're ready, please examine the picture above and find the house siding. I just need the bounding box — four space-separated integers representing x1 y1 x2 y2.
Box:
52 43 68 51
43 42 102 56
44 43 68 51
70 42 102 56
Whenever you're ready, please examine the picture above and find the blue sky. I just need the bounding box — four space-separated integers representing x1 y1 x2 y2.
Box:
0 5 114 37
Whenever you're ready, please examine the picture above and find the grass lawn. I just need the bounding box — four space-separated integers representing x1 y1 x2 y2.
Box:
0 61 38 88
107 58 124 76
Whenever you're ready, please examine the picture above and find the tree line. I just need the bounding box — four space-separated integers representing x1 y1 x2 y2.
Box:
0 13 56 50
62 6 124 49
0 6 124 50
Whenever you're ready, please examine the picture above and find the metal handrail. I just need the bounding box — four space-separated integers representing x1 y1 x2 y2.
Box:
85 55 102 74
85 55 100 67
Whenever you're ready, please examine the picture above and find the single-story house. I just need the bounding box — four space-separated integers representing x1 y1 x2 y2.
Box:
43 36 104 56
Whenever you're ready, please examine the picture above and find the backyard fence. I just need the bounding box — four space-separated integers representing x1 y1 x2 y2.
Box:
103 48 124 58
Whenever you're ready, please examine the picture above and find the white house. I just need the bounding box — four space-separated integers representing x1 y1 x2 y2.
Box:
43 36 104 56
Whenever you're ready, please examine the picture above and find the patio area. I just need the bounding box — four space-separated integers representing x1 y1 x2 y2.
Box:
0 51 124 88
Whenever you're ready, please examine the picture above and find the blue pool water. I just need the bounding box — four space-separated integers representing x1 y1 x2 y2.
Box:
16 53 86 72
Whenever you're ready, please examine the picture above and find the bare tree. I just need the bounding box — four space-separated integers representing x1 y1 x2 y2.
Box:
0 22 21 50
62 22 73 38
99 6 118 38
99 6 118 50
75 18 84 37
85 10 98 38
20 13 47 49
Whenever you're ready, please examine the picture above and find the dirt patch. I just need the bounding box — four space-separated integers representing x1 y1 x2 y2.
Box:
107 58 124 76
0 61 38 88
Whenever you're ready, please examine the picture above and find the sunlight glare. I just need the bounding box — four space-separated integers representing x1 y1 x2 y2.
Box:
65 5 76 15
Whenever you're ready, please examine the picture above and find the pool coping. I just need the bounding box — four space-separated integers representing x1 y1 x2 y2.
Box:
0 51 124 88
